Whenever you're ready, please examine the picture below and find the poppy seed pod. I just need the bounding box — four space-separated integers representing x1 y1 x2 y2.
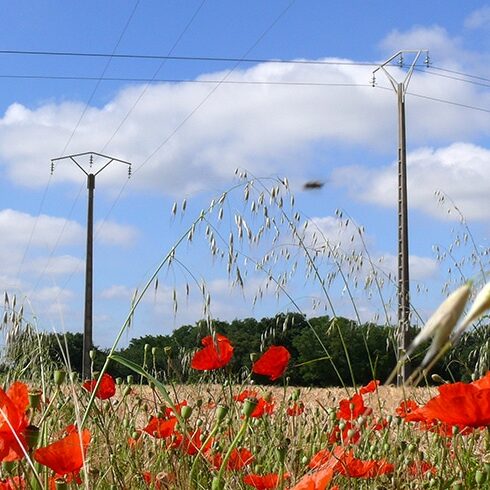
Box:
242 397 259 418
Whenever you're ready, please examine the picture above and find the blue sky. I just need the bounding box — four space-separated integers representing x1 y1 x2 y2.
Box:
0 1 489 347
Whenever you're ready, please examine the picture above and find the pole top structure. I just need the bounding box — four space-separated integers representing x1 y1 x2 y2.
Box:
51 151 132 178
372 50 430 97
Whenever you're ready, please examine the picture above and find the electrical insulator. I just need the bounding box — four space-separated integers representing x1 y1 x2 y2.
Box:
371 74 376 87
398 54 403 67
424 53 430 66
128 165 132 178
50 162 54 174
89 154 93 168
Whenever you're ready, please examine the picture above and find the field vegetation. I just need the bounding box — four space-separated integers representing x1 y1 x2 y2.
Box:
0 176 488 489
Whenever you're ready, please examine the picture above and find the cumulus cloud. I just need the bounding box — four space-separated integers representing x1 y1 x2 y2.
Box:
375 254 439 281
331 142 490 221
0 209 83 248
95 220 138 247
379 26 463 63
1 39 490 197
100 284 134 300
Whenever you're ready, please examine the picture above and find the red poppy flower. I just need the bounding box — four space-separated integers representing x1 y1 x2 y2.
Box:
252 346 291 381
406 378 490 428
293 446 345 489
395 399 419 419
211 447 254 470
0 381 30 462
33 428 91 482
359 380 380 395
242 472 290 489
82 373 116 400
371 417 389 431
143 416 177 438
287 402 304 416
336 454 394 478
289 466 334 490
142 471 163 489
164 400 187 418
471 370 490 390
0 476 25 489
408 460 437 477
337 393 370 420
191 334 234 370
248 397 275 418
234 389 259 402
168 428 211 455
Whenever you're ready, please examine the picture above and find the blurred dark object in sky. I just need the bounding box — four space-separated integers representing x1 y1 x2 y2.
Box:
303 180 324 190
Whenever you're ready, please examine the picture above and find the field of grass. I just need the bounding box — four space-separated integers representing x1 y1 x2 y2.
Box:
0 179 488 489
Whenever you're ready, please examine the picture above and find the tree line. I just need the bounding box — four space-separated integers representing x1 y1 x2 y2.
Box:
39 313 485 386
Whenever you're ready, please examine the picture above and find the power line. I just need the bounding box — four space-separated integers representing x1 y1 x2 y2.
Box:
3 70 489 113
430 64 490 84
374 85 490 114
44 0 210 305
27 1 141 295
0 72 371 87
415 66 490 90
0 47 376 67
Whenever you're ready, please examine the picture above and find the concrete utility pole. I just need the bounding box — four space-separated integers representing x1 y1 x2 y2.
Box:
372 50 429 384
51 152 131 379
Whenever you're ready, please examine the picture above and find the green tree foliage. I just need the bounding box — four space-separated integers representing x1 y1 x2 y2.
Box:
35 316 488 386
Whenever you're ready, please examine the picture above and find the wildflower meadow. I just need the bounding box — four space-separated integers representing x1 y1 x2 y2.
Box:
0 178 489 489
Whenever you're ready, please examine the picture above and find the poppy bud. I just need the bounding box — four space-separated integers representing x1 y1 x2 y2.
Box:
451 482 463 490
152 347 157 356
144 343 150 353
127 375 134 385
431 373 447 384
89 350 96 360
29 390 42 411
181 405 193 420
115 377 123 386
54 370 66 386
216 405 229 423
25 424 40 449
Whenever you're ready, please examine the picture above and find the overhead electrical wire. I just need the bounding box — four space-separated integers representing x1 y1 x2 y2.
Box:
26 0 142 294
6 13 490 305
0 48 376 66
50 0 210 302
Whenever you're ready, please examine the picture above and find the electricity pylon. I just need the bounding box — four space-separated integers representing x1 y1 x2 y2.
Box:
51 152 131 379
372 50 429 384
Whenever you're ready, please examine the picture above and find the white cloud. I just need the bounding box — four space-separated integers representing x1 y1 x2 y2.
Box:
464 6 490 29
95 220 138 247
100 284 134 300
0 209 83 248
376 254 439 281
27 255 85 276
332 142 490 221
1 37 490 196
379 26 463 63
